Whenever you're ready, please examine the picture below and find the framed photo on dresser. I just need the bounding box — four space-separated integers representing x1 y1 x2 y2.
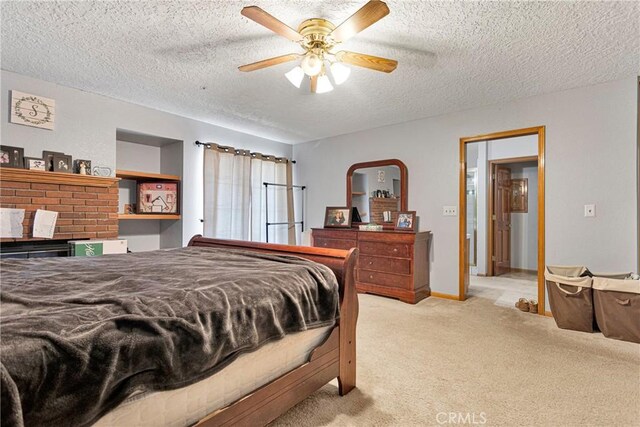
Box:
324 206 352 228
395 211 416 231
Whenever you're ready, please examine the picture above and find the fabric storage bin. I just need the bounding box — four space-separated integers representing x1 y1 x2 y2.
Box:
545 266 594 332
593 275 640 343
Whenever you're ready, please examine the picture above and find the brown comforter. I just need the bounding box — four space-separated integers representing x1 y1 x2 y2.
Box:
0 246 339 427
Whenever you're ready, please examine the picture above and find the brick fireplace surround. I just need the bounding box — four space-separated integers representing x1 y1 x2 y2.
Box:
0 169 119 242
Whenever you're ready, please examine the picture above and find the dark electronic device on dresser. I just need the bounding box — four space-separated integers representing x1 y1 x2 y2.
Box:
312 159 432 304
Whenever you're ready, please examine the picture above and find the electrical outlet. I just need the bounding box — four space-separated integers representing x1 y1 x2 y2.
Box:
443 206 457 216
584 204 596 217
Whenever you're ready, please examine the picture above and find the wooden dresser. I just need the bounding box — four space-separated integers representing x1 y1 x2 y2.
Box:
311 228 432 304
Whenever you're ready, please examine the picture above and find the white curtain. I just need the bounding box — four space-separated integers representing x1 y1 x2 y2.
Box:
204 146 295 244
250 157 289 244
203 148 251 240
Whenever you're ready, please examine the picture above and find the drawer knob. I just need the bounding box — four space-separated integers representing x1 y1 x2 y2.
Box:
393 248 398 252
368 261 373 265
323 243 327 246
369 275 374 279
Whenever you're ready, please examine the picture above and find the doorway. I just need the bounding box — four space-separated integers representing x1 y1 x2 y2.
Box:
459 127 545 314
488 157 538 277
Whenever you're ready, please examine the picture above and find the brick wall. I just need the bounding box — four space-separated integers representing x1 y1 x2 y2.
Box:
369 197 401 224
0 178 119 242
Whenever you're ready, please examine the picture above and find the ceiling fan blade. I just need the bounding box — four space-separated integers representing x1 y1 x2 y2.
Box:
238 54 300 72
241 6 303 42
329 1 390 43
310 75 318 93
335 50 397 73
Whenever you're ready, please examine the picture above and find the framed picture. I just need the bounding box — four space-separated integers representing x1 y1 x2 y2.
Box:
52 154 72 173
0 146 24 169
42 150 64 171
324 206 352 228
24 157 47 171
138 182 179 214
395 211 417 231
511 178 528 213
74 159 92 175
123 203 136 215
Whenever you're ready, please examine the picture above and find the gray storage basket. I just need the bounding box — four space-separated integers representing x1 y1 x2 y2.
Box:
544 266 594 332
593 275 640 344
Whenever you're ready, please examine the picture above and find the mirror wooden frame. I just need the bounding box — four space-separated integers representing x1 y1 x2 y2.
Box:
346 159 408 224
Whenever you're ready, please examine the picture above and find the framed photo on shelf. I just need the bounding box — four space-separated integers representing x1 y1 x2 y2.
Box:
42 150 65 171
324 206 352 228
395 211 416 232
52 154 73 173
0 145 24 169
137 182 179 214
74 159 92 175
24 157 47 171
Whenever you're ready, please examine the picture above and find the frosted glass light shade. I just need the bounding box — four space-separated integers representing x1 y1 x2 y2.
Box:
330 62 351 85
316 74 334 94
301 53 323 76
285 66 305 88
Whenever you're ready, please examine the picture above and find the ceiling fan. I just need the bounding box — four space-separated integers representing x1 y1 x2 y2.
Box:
238 0 398 94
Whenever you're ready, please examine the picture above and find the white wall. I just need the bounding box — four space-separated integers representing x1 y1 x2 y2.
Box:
293 77 638 296
488 135 538 160
116 140 161 173
509 162 538 271
1 70 292 246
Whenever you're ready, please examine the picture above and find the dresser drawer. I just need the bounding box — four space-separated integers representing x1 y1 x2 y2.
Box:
312 229 357 240
359 241 411 258
359 255 411 275
358 269 413 290
313 237 357 251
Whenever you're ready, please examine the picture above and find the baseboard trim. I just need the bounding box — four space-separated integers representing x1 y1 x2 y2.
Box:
430 292 460 301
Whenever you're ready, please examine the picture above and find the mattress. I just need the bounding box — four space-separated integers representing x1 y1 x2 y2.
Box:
1 247 340 426
94 325 333 427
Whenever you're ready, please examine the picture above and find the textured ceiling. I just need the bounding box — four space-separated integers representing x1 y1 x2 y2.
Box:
1 1 639 144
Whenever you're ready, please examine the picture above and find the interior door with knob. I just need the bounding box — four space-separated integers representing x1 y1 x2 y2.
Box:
493 165 511 276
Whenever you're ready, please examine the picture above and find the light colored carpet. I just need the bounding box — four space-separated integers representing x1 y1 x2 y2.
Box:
273 294 640 426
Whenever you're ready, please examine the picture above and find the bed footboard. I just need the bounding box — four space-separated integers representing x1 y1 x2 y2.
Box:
188 236 358 426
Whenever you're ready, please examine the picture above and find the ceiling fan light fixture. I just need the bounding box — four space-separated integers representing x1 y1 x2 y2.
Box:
316 74 334 94
330 62 351 85
301 52 323 76
285 66 305 88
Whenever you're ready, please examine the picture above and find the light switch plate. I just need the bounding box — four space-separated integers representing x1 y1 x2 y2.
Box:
584 204 596 217
443 206 457 216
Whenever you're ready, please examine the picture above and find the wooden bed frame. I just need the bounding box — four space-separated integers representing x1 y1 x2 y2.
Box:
187 236 359 427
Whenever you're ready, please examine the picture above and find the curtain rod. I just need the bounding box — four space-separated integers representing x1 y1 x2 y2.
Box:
195 141 296 164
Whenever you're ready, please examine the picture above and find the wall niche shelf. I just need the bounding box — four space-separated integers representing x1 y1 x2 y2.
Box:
115 130 184 252
116 170 180 181
116 169 181 221
118 214 181 220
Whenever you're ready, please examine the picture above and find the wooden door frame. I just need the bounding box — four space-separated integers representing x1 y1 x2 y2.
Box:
459 126 546 314
487 156 538 277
